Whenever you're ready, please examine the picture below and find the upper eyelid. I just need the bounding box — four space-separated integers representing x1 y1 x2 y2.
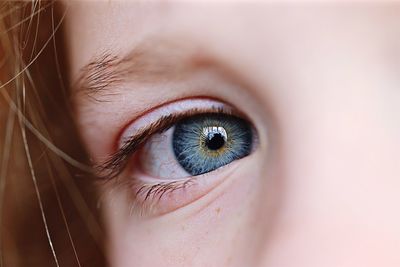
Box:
119 98 232 145
96 98 236 179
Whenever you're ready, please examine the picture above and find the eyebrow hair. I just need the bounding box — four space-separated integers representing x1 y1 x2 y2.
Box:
73 39 215 101
74 52 123 100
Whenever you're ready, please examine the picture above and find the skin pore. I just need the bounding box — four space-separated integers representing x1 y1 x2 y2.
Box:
63 2 400 267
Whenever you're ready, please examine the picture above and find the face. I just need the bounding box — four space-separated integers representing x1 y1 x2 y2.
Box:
63 2 400 266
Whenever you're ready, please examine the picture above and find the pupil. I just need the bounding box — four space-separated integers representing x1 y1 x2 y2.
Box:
206 133 226 150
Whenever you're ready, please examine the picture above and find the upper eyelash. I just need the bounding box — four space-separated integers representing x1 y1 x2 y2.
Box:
95 106 229 180
96 114 179 179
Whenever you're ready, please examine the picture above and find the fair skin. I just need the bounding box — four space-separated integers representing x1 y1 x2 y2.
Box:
63 2 400 266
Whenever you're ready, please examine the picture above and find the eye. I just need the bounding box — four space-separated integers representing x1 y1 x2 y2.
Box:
100 98 257 215
141 113 253 178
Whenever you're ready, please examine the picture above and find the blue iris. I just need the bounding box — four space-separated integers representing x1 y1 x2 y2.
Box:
172 113 253 176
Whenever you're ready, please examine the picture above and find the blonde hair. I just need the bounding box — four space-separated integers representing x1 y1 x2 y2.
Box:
0 1 105 266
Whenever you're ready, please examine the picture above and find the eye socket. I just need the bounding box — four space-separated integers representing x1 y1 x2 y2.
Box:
140 113 253 178
100 98 258 215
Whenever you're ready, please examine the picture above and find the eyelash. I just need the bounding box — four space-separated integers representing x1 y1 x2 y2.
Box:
130 177 197 216
96 105 230 179
96 104 238 213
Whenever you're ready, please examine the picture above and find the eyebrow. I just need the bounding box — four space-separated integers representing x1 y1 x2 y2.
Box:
73 39 215 100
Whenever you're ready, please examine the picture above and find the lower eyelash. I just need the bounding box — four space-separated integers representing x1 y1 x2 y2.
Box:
129 178 197 216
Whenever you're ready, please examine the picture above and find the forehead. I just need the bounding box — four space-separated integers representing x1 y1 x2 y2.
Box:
63 2 400 100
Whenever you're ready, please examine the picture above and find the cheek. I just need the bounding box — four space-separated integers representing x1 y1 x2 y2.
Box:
104 152 271 267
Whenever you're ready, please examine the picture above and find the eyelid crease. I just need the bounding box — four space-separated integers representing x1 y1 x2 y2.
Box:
96 106 231 180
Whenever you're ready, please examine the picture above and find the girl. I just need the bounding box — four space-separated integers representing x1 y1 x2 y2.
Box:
1 1 400 266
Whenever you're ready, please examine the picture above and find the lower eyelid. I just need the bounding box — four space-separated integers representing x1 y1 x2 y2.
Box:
128 158 244 217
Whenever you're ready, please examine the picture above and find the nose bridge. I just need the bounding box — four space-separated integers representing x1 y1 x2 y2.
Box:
233 7 400 265
256 87 400 266
291 88 379 190
282 87 395 220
